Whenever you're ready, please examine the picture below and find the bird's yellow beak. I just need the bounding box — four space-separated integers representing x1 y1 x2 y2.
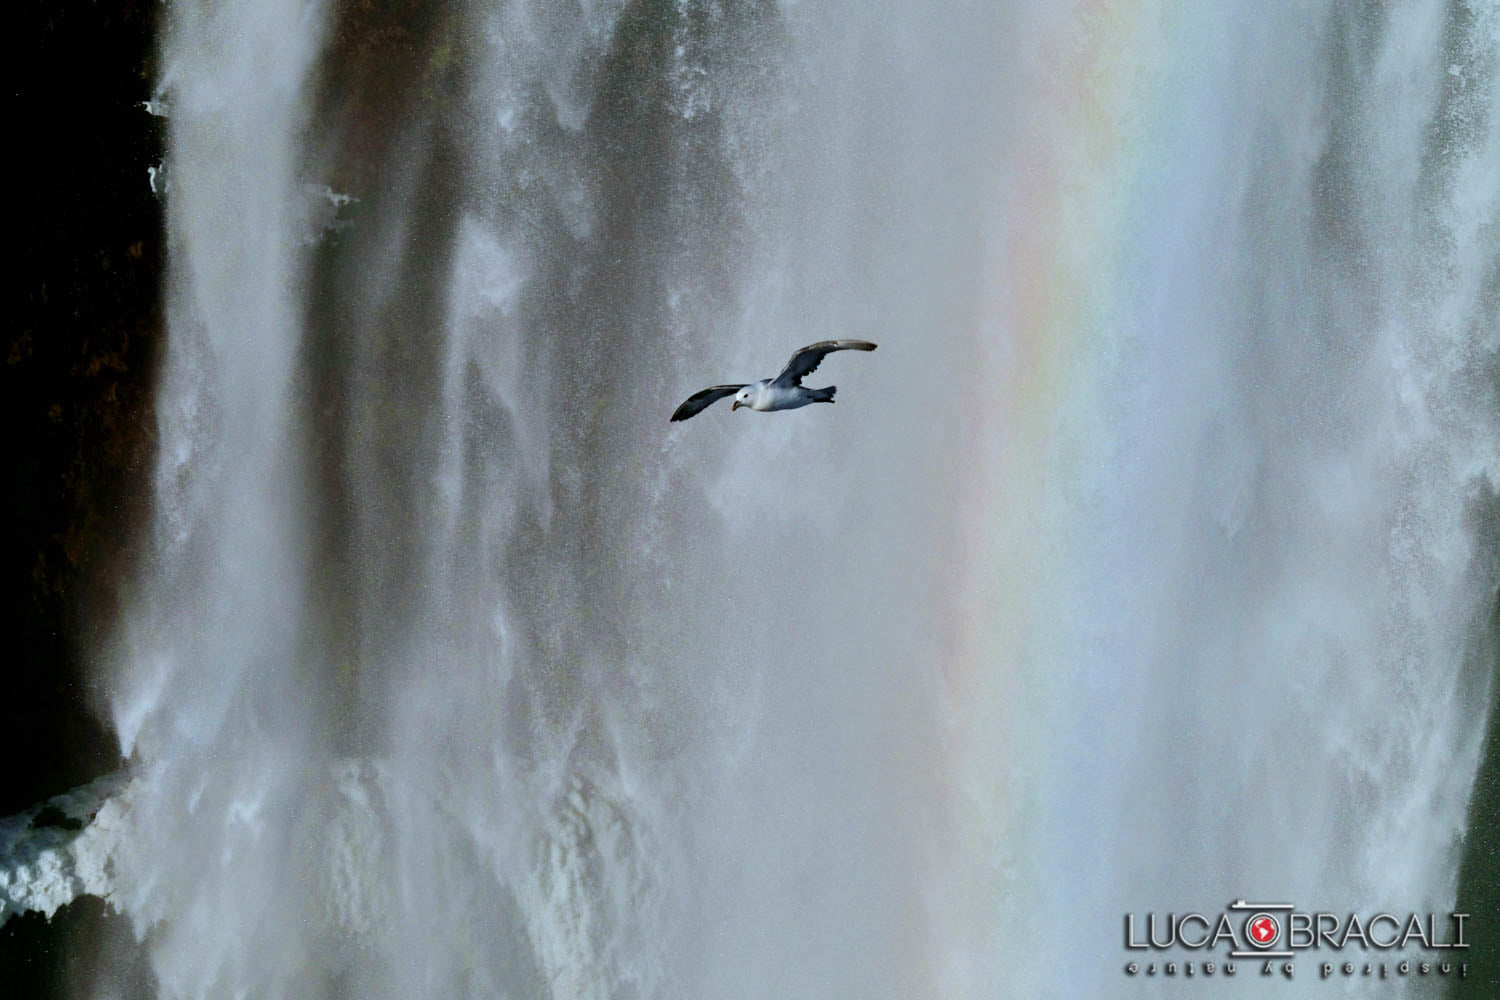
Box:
731 401 743 411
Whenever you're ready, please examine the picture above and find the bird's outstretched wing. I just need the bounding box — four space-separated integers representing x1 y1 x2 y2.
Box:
770 339 877 388
670 384 748 422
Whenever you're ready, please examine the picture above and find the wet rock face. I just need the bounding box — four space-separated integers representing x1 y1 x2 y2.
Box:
8 2 163 817
1 774 132 927
7 6 163 996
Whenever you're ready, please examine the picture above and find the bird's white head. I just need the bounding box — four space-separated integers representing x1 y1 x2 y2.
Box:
731 386 753 411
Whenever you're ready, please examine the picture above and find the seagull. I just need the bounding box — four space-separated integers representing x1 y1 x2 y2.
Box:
670 339 877 422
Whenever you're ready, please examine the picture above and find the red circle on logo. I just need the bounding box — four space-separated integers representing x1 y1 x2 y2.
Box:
1246 913 1281 948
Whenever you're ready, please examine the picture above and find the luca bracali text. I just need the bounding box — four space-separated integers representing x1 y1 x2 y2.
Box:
1123 901 1470 982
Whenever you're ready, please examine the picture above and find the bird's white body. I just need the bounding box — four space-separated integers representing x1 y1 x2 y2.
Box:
738 380 819 412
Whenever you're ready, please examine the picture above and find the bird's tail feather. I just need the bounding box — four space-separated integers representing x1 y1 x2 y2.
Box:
811 385 836 403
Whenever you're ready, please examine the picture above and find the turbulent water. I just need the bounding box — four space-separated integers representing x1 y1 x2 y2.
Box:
91 1 1496 998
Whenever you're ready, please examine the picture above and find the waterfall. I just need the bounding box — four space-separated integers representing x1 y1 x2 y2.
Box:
87 0 1495 997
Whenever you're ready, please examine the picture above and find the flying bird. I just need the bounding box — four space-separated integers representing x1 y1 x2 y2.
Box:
670 339 877 422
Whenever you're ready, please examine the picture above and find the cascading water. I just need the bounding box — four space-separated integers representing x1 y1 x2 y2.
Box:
75 0 1495 997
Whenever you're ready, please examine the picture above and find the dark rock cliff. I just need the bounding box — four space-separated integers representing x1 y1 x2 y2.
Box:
5 2 162 995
